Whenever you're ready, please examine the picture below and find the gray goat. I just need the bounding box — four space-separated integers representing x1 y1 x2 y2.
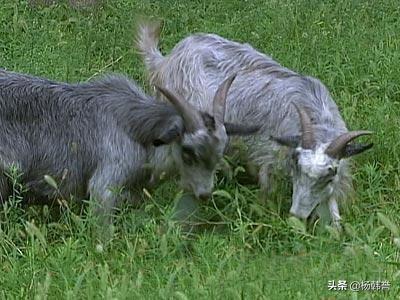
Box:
0 69 256 223
136 22 373 227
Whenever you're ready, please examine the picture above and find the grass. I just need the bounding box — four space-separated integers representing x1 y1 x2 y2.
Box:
0 0 399 298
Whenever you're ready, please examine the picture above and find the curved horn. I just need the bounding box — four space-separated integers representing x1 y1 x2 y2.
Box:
292 103 315 149
325 130 373 159
156 86 202 132
213 74 237 123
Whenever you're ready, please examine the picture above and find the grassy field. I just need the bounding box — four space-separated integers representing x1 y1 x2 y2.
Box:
0 0 399 299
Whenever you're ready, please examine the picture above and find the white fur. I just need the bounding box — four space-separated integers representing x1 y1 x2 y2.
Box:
298 145 339 178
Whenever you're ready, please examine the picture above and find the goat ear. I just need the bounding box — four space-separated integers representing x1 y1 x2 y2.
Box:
152 123 183 147
270 135 301 148
342 142 373 158
224 122 261 136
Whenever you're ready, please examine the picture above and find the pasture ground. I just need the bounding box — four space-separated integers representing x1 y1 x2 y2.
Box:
0 0 399 299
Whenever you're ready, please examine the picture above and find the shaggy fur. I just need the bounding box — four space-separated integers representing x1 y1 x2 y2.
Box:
0 69 246 224
136 22 372 226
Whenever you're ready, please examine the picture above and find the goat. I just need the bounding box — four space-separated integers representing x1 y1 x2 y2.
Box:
0 69 257 225
136 22 373 227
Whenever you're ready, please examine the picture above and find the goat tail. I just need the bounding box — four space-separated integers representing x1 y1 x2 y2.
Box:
135 20 164 74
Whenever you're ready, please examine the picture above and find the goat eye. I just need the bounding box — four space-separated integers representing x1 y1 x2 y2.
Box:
327 166 337 176
182 146 195 157
182 146 197 165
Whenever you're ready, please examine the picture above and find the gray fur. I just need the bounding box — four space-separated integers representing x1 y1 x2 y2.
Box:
136 23 373 227
0 69 247 223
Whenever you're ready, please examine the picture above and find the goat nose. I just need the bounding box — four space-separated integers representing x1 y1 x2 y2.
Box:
289 207 306 219
290 206 312 220
198 192 211 201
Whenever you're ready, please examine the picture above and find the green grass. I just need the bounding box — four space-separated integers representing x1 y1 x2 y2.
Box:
1 0 399 299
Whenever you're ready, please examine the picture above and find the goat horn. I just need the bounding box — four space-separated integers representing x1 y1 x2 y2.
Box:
292 103 315 149
213 74 237 124
325 130 373 159
156 86 202 132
